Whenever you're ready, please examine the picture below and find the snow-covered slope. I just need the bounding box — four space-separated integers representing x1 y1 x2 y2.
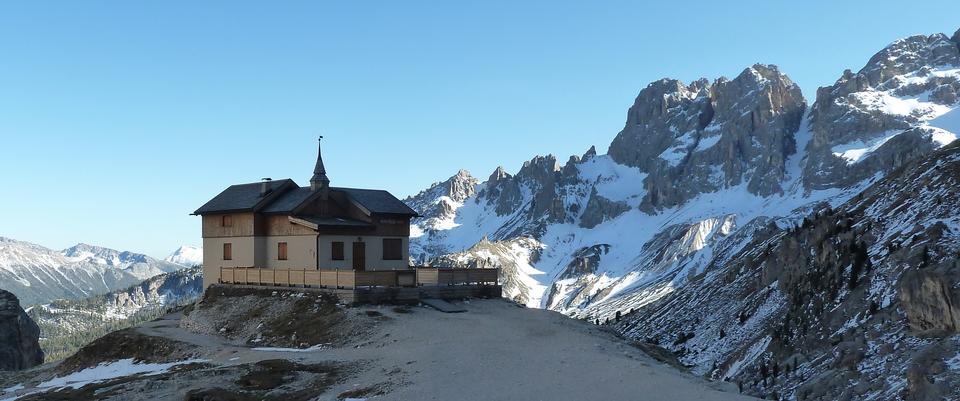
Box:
617 139 960 400
164 245 203 267
0 238 190 306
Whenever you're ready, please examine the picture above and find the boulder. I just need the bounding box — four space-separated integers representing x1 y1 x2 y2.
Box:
0 289 44 370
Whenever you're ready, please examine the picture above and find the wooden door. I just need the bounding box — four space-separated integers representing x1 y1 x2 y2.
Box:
352 242 366 271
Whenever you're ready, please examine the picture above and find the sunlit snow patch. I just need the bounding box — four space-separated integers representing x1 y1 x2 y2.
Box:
252 344 327 352
2 358 207 400
831 131 900 164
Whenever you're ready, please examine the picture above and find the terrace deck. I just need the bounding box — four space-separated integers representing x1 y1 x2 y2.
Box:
215 266 502 303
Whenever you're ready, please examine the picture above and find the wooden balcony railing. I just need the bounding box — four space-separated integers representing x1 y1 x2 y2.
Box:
218 266 499 289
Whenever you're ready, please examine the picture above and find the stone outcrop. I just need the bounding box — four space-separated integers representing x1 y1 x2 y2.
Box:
405 169 480 228
608 65 805 212
899 269 960 333
579 187 630 228
0 289 43 371
559 244 611 279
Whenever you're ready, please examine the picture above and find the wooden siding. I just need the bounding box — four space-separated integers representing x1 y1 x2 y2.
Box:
262 215 315 236
202 213 256 238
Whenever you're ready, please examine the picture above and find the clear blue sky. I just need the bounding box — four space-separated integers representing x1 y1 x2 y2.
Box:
1 1 958 258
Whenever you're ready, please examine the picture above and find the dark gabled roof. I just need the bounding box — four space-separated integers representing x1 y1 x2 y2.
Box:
192 179 297 215
193 180 419 217
290 215 375 229
334 187 419 216
260 187 314 214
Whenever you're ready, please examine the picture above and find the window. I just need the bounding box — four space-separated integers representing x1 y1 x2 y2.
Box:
223 243 232 261
278 242 288 260
221 215 233 227
382 238 402 260
331 242 344 261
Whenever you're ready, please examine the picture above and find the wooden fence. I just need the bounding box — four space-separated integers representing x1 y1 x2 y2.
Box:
218 267 499 289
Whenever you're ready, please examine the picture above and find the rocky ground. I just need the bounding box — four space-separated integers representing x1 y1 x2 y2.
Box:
0 286 756 401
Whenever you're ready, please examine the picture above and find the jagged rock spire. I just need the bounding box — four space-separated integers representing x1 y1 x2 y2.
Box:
310 137 330 191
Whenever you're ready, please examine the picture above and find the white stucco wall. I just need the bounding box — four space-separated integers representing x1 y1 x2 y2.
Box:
202 236 255 288
316 235 409 271
202 234 410 287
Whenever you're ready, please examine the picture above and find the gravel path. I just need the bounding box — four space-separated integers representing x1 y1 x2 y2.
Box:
134 299 756 401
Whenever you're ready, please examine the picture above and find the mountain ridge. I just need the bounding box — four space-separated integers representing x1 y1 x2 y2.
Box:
0 237 190 306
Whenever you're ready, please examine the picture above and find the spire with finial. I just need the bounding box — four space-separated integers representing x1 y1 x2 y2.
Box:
310 136 330 191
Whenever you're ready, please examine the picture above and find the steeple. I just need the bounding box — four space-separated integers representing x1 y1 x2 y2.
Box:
310 136 330 191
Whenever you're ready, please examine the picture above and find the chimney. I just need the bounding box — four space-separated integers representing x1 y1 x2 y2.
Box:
260 178 272 196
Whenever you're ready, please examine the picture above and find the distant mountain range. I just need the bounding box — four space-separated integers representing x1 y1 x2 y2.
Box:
0 237 197 306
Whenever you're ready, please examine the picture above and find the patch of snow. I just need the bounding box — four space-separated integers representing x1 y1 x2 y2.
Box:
252 344 327 352
723 336 771 379
576 155 647 203
1 358 207 400
928 107 960 141
831 131 900 164
657 131 697 167
694 133 722 152
947 351 960 371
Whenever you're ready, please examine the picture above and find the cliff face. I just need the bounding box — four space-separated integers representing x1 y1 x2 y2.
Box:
608 64 806 212
0 289 44 371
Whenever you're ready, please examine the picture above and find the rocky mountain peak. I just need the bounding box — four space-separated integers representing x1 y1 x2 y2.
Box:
445 169 479 204
404 169 480 222
804 29 960 189
488 166 510 183
860 33 959 91
609 64 804 212
582 145 597 160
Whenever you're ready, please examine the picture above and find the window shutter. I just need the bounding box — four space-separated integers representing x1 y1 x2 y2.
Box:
382 238 402 260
